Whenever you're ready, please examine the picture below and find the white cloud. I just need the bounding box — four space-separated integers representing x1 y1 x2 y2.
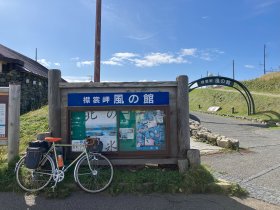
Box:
212 49 225 54
37 59 51 68
54 62 61 67
250 0 280 16
134 52 187 67
77 48 224 69
199 52 212 61
63 76 122 82
197 49 225 61
113 52 138 59
180 48 223 61
101 52 138 66
126 33 155 41
101 60 122 66
71 57 80 61
76 60 94 68
201 16 209 19
245 64 255 69
180 48 197 56
63 76 91 82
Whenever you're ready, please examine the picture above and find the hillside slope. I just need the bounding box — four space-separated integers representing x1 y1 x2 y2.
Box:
242 72 280 94
189 88 280 122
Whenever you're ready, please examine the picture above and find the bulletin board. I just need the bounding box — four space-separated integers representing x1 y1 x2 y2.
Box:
0 93 8 142
68 107 170 157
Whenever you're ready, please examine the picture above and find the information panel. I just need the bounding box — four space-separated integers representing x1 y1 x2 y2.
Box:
0 93 8 143
0 104 6 138
68 92 169 155
70 109 167 153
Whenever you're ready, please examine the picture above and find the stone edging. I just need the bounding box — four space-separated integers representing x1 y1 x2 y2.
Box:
190 120 239 150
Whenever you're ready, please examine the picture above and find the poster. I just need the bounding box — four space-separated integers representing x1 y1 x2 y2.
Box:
119 111 136 151
71 111 117 152
135 110 166 151
0 104 6 138
85 111 117 152
70 109 166 153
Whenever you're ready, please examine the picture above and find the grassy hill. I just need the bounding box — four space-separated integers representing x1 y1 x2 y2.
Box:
190 72 280 123
242 72 280 94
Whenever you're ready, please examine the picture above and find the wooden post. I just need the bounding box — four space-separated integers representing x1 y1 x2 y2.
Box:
187 149 201 168
48 69 61 137
176 75 190 157
8 84 21 163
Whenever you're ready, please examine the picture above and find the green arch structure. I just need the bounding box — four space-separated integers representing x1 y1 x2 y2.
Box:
188 76 255 115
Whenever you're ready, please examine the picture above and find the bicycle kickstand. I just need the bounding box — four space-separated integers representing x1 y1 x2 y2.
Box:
51 180 58 192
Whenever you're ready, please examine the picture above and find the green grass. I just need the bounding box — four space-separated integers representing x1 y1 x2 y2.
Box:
0 106 49 163
190 88 280 122
19 105 49 154
1 159 237 198
242 72 280 94
0 105 246 198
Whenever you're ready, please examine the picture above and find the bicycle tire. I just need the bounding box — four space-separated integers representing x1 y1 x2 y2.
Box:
74 153 113 193
16 154 55 192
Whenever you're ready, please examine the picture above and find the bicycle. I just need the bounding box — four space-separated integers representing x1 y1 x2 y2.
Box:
15 137 114 193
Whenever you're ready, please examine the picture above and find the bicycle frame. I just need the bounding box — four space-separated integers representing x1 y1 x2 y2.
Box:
43 141 91 174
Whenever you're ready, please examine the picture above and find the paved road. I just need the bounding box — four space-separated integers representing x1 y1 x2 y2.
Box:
1 192 280 210
191 112 280 205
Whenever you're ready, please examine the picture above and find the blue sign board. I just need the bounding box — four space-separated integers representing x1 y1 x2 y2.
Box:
68 92 169 106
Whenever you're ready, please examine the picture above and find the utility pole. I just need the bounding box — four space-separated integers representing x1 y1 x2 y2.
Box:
263 44 266 75
94 0 102 82
232 59 235 79
35 48 37 61
88 75 93 82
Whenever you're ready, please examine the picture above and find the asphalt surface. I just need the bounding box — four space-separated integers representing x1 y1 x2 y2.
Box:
1 192 280 210
191 112 280 205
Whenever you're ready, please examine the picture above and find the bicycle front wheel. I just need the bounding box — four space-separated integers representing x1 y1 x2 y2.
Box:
16 154 55 192
74 153 113 193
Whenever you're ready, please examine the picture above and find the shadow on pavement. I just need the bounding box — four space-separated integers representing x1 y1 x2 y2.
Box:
190 114 201 123
256 111 280 122
198 120 268 128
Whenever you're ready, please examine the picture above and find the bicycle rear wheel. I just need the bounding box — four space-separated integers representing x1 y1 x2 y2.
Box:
16 154 54 192
74 153 113 193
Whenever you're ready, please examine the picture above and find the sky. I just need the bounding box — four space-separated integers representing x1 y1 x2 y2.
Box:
1 0 280 82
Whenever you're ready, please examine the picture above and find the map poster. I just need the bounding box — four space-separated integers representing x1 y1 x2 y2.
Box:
135 110 166 151
118 110 166 151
